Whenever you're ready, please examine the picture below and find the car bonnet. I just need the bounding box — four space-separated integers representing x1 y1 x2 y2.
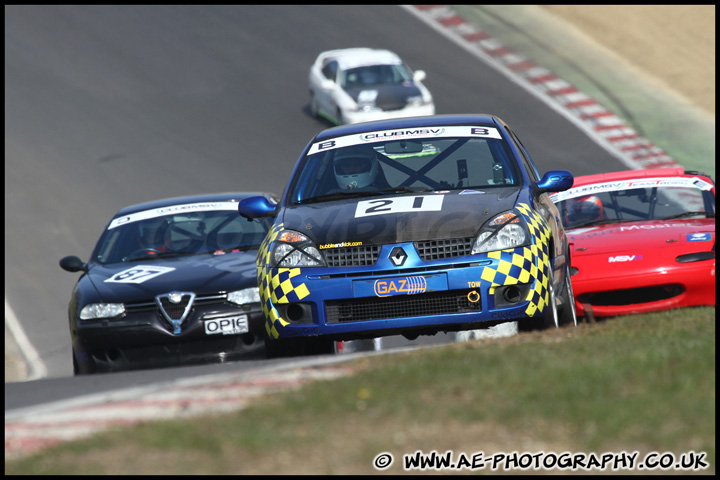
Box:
343 83 423 107
567 218 715 257
85 251 259 302
279 188 520 246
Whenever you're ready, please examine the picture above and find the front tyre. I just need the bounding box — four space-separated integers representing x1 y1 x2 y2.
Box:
543 262 559 328
557 259 578 327
72 348 97 375
309 92 319 118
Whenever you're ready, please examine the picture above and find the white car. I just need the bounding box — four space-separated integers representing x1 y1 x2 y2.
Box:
308 48 435 125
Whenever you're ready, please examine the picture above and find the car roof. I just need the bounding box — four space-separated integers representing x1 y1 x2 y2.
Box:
312 114 504 141
112 192 272 217
570 168 714 188
317 48 402 70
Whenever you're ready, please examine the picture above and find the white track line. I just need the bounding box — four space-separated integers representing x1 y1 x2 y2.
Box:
5 298 47 380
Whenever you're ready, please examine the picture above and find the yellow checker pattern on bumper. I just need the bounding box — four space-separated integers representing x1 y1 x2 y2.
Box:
257 223 287 339
483 203 551 316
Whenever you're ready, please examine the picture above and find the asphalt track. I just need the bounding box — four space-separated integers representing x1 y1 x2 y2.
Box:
4 5 690 457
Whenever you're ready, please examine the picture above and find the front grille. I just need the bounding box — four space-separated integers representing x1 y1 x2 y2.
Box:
323 245 381 267
124 293 227 313
577 285 684 306
325 290 480 323
377 100 406 111
415 237 474 260
322 238 474 267
157 295 191 320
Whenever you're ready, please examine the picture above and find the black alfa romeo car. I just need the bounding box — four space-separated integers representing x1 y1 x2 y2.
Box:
59 192 276 374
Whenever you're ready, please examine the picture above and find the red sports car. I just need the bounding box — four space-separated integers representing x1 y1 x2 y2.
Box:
550 168 715 319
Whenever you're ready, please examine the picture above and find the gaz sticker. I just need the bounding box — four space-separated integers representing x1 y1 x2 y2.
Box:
355 195 444 218
105 266 175 284
204 315 249 335
374 276 427 296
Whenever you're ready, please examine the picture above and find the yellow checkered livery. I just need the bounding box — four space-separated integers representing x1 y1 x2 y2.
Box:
483 203 551 316
257 223 314 339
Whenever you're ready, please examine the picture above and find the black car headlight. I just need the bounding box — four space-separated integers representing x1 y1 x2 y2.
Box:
79 303 125 320
271 230 326 267
472 211 530 254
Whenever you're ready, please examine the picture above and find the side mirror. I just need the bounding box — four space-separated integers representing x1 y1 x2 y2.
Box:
536 170 574 194
413 70 426 82
321 78 335 90
238 196 278 220
60 255 88 273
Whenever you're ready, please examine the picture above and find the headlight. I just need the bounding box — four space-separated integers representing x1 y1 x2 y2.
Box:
349 102 380 113
472 211 530 254
227 287 261 305
271 230 326 267
79 303 125 320
407 95 432 107
407 95 424 107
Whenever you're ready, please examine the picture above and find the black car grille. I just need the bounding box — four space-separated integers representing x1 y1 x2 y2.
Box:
323 245 381 267
124 294 227 313
325 290 480 323
577 285 684 306
322 238 474 267
415 237 474 261
157 295 191 319
378 100 406 112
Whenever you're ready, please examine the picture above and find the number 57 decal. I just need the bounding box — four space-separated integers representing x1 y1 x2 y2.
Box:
355 196 444 218
105 265 175 284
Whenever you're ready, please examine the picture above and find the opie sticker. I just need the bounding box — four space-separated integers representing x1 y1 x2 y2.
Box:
204 315 249 335
355 195 444 218
105 266 175 284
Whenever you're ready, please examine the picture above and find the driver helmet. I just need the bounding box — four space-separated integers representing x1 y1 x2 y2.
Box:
138 218 169 250
564 195 603 225
333 147 379 190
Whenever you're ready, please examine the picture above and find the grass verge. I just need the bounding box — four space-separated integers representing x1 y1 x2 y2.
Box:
5 307 715 475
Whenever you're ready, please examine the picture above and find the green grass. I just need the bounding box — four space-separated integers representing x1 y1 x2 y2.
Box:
5 307 715 475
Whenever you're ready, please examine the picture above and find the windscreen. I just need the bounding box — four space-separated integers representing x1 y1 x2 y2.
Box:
551 175 715 229
340 64 413 88
289 125 521 205
93 202 269 264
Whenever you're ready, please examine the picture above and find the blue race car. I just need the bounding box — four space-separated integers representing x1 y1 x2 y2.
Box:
238 114 577 358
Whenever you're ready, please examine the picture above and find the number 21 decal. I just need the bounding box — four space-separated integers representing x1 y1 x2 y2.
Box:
355 196 444 218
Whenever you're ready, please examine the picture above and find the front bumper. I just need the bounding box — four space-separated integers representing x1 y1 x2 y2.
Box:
72 305 265 373
572 259 715 318
262 243 550 342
